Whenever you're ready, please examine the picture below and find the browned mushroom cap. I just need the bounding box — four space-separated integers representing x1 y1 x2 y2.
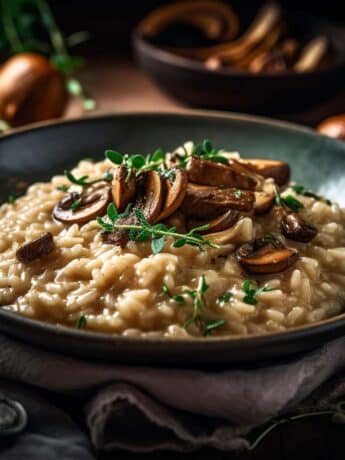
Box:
16 232 54 263
181 184 255 218
53 183 111 225
136 170 163 223
186 209 240 234
155 169 188 222
186 156 257 190
239 159 290 186
254 191 275 215
237 236 298 274
281 213 317 242
112 166 136 212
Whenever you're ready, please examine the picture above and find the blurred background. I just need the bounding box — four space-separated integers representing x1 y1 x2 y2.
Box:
0 0 344 132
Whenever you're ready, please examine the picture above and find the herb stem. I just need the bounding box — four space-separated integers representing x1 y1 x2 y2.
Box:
1 0 24 52
111 223 219 249
36 0 68 57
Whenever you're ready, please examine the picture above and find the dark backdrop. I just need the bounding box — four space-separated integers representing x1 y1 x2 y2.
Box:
51 0 345 52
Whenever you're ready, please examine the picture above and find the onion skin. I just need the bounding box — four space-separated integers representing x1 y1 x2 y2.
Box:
0 53 68 127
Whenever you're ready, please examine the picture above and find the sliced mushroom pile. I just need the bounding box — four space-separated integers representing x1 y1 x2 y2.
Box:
50 145 319 275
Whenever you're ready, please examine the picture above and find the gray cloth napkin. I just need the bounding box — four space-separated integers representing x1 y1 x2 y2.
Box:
0 333 345 454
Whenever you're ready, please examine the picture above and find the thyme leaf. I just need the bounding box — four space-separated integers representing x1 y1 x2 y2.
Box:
162 283 185 304
76 314 87 329
70 198 82 212
242 280 275 305
105 148 167 181
274 187 304 211
217 291 233 306
193 139 229 165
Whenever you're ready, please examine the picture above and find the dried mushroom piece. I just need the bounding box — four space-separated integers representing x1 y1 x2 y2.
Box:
187 209 240 234
186 156 257 190
237 235 298 274
16 232 54 263
181 184 255 217
112 166 136 212
239 158 290 186
156 169 188 222
281 213 317 242
53 183 111 224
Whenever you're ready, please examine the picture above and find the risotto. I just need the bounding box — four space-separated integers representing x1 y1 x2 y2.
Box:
0 140 344 338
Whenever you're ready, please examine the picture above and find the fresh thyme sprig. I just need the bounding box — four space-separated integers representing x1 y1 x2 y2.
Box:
97 204 219 254
183 275 209 330
242 280 275 305
183 276 227 335
105 148 166 181
65 170 113 187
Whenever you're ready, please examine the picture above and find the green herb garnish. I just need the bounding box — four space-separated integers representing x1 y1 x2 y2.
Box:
97 205 218 254
65 170 113 187
292 185 331 205
234 189 242 198
162 283 185 304
274 187 304 211
105 148 166 181
204 319 226 336
70 198 82 212
76 314 87 329
162 276 227 335
217 291 233 306
282 195 304 211
242 280 274 305
193 139 229 165
7 195 16 204
183 275 209 330
56 185 69 192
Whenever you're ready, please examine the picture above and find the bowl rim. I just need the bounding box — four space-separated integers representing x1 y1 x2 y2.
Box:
133 17 345 80
1 109 345 349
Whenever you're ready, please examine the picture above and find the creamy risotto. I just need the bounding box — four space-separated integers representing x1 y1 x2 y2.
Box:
0 141 345 338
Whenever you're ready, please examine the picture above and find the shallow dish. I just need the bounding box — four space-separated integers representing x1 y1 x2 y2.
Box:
0 111 345 366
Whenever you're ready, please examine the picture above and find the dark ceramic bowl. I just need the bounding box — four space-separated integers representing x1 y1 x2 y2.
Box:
133 14 345 114
0 111 345 367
